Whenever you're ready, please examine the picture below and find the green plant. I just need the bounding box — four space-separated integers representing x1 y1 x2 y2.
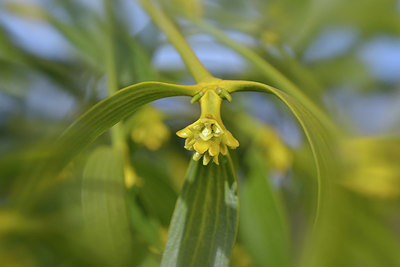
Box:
1 0 400 266
56 0 337 265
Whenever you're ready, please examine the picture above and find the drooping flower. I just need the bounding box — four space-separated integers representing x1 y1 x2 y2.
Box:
177 116 239 165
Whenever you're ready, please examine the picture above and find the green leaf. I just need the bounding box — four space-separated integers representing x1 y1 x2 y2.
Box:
126 191 163 250
14 82 196 207
224 80 340 225
167 0 204 18
161 154 239 267
82 146 137 266
240 147 291 267
302 189 400 267
58 82 195 164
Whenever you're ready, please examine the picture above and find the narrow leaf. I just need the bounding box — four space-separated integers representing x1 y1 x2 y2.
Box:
161 154 239 267
14 82 196 206
224 80 340 225
58 82 196 166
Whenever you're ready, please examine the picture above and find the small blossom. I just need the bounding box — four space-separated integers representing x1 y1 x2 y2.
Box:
130 107 170 150
177 117 239 165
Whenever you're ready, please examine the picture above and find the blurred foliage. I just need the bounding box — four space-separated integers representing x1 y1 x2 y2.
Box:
0 0 399 266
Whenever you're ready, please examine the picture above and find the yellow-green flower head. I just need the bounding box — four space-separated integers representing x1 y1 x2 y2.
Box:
130 106 170 150
176 115 239 165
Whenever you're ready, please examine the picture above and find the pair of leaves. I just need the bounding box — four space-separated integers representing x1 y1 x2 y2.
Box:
57 78 335 267
12 79 336 266
162 79 338 266
5 1 340 266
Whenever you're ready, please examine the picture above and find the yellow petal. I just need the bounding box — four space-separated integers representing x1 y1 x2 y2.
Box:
203 153 211 165
208 140 220 156
176 127 192 138
185 137 196 147
220 144 227 155
194 140 210 154
213 155 220 165
192 123 202 131
193 152 202 161
224 131 239 148
184 145 194 151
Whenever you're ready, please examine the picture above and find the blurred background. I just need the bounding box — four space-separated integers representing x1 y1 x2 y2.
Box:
0 0 400 266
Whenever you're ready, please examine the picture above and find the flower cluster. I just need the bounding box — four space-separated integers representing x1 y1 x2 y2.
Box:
130 107 170 150
176 116 239 165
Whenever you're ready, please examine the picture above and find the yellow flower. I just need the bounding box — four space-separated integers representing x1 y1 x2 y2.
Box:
130 106 170 150
177 117 239 165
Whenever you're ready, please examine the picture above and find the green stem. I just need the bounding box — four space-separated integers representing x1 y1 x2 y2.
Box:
199 90 223 125
138 0 214 83
104 0 125 151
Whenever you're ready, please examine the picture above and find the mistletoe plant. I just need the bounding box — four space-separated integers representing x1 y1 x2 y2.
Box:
15 0 339 266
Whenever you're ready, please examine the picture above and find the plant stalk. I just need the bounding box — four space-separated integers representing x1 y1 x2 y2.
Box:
138 0 214 83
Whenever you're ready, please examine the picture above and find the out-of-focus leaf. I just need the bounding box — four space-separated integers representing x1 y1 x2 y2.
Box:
82 146 137 266
210 0 400 53
0 25 25 64
134 159 178 226
137 256 160 267
240 147 290 267
161 154 238 267
0 25 84 97
3 2 49 21
119 37 156 85
310 55 374 89
126 191 163 251
302 189 400 267
166 0 203 18
5 2 103 67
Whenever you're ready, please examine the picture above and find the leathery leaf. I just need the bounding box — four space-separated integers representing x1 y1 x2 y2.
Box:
224 80 340 225
161 153 238 267
13 82 196 206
